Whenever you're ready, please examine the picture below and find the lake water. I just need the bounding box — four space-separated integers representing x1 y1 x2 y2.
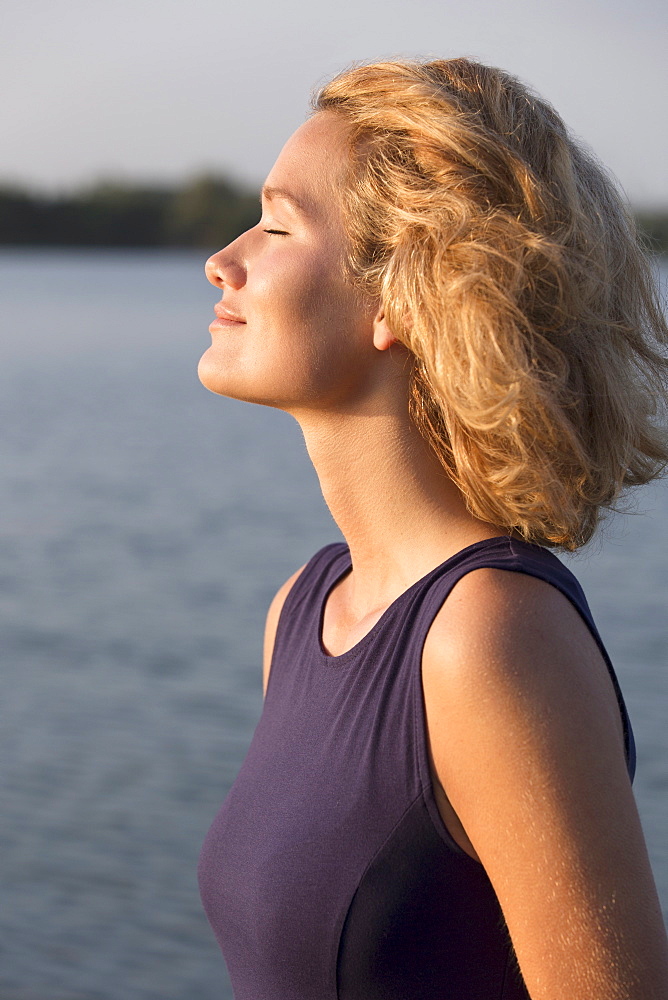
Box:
1 249 667 999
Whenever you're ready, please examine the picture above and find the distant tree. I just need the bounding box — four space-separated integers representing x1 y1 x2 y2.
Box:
0 186 52 244
635 211 668 257
164 174 260 248
73 182 173 245
0 181 173 246
0 176 260 247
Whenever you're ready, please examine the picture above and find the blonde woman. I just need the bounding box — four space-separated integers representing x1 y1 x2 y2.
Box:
197 59 668 999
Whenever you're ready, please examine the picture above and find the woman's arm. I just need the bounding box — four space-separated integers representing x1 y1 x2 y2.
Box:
262 563 306 696
422 567 668 1000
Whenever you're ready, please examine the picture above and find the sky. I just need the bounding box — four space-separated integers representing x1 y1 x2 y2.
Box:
2 0 667 206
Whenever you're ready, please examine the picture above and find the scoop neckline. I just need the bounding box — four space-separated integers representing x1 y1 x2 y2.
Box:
316 534 525 665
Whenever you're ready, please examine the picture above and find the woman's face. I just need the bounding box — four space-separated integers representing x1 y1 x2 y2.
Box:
199 112 383 414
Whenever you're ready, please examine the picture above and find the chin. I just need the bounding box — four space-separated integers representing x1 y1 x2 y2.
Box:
197 351 224 395
197 350 282 409
197 349 250 400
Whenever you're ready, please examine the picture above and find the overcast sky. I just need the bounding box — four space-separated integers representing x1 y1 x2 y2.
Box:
2 0 666 205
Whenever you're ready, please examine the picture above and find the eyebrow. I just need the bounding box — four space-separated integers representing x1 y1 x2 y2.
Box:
260 185 312 217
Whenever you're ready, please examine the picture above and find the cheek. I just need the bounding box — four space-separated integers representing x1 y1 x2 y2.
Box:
268 253 366 346
252 248 329 321
199 241 375 407
251 253 360 375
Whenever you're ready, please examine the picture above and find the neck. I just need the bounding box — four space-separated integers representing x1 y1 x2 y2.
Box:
293 390 503 612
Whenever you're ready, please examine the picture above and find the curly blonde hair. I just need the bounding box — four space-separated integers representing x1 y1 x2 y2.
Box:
315 59 668 550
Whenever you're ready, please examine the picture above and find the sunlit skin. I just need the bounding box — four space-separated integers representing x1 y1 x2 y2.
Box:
202 112 498 593
201 112 388 416
202 112 668 999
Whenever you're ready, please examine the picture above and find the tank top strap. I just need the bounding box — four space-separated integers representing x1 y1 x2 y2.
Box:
408 536 636 779
283 541 350 619
268 542 350 680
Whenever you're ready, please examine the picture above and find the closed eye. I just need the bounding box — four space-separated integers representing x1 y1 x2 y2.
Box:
263 229 289 236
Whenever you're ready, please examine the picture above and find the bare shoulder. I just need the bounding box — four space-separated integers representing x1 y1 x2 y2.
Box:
423 565 623 738
426 563 592 659
422 566 668 997
422 565 627 798
262 563 307 696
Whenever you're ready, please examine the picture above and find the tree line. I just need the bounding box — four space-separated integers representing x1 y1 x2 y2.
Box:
0 176 260 249
0 176 667 254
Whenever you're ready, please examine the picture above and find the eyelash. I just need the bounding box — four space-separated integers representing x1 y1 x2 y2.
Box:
263 228 289 236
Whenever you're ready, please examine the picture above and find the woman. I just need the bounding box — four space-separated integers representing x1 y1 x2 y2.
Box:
197 58 668 999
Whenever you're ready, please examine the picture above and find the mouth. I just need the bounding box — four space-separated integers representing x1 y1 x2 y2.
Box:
210 303 247 329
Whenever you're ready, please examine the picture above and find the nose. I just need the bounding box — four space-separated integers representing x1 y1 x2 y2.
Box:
205 240 246 290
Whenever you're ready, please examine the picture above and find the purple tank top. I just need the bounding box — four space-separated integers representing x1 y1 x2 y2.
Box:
198 536 635 1000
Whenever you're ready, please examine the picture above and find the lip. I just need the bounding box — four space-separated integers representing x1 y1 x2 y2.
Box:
211 303 247 327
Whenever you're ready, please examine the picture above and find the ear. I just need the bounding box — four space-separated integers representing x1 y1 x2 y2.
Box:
372 309 398 351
